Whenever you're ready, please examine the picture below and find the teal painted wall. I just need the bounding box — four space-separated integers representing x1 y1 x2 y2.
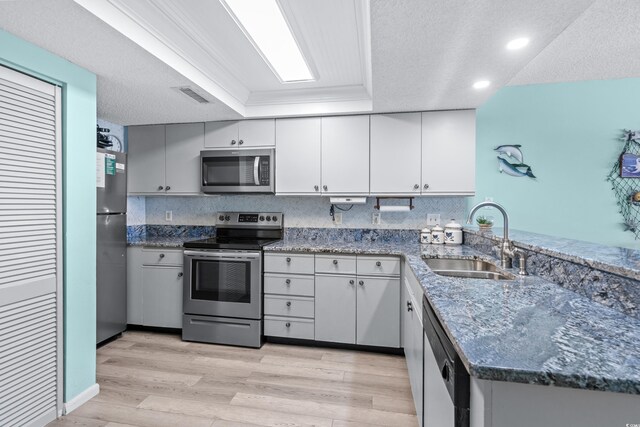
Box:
474 79 640 249
0 30 97 401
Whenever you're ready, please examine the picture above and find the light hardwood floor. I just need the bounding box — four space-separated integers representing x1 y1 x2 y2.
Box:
49 331 418 427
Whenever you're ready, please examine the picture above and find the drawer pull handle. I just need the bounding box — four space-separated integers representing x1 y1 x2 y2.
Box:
407 301 413 312
159 254 165 258
285 279 291 285
286 257 291 263
349 279 355 285
333 259 338 265
286 301 292 307
376 261 382 267
285 322 291 328
359 280 364 286
178 272 183 278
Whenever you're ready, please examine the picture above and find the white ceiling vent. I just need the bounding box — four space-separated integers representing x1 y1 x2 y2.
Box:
173 86 212 104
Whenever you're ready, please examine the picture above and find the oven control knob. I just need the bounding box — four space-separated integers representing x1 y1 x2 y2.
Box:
259 215 265 221
218 215 225 221
225 215 231 221
266 215 271 221
272 216 278 222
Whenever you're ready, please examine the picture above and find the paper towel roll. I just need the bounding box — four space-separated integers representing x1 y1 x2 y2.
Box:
378 205 410 212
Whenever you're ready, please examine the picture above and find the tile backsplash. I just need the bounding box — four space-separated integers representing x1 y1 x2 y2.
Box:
128 195 467 230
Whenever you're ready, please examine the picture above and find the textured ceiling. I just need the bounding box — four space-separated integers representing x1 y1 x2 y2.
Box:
509 0 640 85
1 0 638 125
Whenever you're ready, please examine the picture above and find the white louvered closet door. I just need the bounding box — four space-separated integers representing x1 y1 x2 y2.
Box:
0 65 62 427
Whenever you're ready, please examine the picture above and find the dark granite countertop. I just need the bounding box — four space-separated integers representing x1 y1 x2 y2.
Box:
265 238 640 395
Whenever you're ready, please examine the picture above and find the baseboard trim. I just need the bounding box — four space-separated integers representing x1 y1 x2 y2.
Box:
63 383 100 415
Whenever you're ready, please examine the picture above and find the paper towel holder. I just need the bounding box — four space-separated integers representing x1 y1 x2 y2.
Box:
374 197 414 211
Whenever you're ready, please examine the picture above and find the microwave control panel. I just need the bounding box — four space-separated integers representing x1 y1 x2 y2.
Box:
259 158 270 185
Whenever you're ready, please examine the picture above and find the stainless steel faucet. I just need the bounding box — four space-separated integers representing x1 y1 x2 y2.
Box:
466 201 528 275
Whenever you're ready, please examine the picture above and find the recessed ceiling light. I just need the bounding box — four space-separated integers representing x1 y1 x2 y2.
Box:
220 0 315 83
506 37 530 50
473 80 491 90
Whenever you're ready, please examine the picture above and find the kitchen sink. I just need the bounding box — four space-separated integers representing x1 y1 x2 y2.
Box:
423 257 516 280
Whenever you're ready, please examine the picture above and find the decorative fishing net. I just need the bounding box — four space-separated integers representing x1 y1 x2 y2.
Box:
607 130 640 239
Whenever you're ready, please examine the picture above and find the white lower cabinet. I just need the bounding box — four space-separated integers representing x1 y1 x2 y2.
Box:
403 266 424 427
127 247 184 328
356 276 400 347
315 274 357 344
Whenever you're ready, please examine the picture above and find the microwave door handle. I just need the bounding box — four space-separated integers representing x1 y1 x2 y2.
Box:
253 156 260 186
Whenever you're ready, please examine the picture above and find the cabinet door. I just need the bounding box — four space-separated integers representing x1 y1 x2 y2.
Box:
204 121 238 148
356 276 400 347
422 110 475 194
411 301 424 427
315 275 356 344
275 117 321 195
165 123 204 194
238 119 275 147
321 115 370 194
127 125 166 194
370 113 422 195
142 266 183 328
126 247 143 325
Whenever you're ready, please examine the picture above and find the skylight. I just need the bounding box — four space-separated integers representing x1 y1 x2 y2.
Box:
221 0 315 83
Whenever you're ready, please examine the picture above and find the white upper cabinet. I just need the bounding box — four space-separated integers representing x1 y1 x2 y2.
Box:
128 125 166 194
275 117 322 195
422 110 475 195
205 119 275 148
370 113 422 195
165 123 204 194
321 115 370 195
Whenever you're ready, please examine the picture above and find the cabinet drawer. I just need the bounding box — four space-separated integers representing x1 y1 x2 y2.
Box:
357 255 400 276
315 254 356 275
264 295 314 318
141 249 183 265
264 253 314 274
264 316 314 340
264 274 314 297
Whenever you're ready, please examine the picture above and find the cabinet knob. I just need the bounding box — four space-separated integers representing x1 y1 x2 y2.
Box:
286 301 292 307
376 261 382 267
159 253 165 258
359 280 364 286
349 279 355 285
158 186 164 191
231 140 237 145
424 183 429 190
238 139 244 145
333 259 338 265
407 301 413 312
165 185 171 191
286 257 291 263
413 184 419 190
285 322 291 328
323 185 328 191
314 185 319 191
178 272 183 278
285 279 291 285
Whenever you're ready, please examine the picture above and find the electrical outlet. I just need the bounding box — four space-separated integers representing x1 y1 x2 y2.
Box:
333 212 342 225
427 214 440 226
372 212 381 225
165 211 172 222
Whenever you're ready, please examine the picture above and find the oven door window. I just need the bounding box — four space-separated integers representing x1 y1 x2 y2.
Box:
192 259 252 303
203 156 258 187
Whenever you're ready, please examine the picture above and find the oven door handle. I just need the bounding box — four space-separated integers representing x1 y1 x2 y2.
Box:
184 250 261 260
253 156 260 186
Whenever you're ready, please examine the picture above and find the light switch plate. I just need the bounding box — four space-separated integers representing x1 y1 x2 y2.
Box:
333 212 342 225
427 214 440 226
165 211 172 222
372 212 381 225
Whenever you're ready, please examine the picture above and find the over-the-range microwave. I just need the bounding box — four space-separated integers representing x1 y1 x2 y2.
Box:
201 148 274 194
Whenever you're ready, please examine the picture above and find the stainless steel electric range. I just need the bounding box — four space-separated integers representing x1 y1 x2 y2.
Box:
182 212 283 348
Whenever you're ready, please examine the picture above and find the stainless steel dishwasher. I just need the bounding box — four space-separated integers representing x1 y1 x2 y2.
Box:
423 294 470 427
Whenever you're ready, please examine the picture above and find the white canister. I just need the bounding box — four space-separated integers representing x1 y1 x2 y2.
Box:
444 219 463 245
431 225 444 245
420 228 431 244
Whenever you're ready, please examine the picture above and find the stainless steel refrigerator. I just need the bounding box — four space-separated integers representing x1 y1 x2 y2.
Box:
96 148 127 344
